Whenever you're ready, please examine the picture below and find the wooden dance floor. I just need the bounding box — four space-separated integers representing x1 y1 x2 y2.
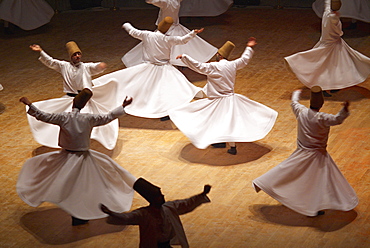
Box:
0 6 369 248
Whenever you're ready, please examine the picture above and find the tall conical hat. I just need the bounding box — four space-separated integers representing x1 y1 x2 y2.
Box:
331 0 342 11
310 86 324 110
218 41 235 59
73 88 92 110
66 41 82 58
158 16 173 34
133 177 162 204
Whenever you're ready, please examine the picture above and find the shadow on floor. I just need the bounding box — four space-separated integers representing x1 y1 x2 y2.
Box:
119 114 177 130
180 142 272 166
20 208 126 245
0 102 5 114
177 66 208 83
249 204 357 232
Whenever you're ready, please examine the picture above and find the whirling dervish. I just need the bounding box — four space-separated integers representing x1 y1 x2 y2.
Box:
93 17 203 120
285 0 370 93
122 0 217 67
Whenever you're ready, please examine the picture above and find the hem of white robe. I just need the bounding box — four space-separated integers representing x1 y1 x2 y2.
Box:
300 78 365 91
252 180 359 217
124 90 202 118
188 111 278 149
17 196 110 220
284 58 367 91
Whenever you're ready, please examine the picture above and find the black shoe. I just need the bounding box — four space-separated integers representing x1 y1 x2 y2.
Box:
160 116 170 121
345 22 357 30
72 216 89 226
317 211 325 216
227 146 237 155
323 91 332 97
330 90 340 93
211 143 226 148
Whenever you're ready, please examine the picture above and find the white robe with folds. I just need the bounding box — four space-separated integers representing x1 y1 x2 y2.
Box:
93 23 202 118
27 51 119 150
122 0 217 67
285 0 370 90
0 0 54 30
179 0 233 17
312 0 370 23
168 47 278 149
252 90 358 217
17 105 137 220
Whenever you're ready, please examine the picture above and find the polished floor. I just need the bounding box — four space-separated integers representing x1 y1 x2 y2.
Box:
0 5 369 248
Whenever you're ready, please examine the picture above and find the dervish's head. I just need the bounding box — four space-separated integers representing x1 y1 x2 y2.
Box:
158 16 174 34
133 177 165 208
72 88 92 110
216 41 235 61
310 86 324 111
66 41 82 64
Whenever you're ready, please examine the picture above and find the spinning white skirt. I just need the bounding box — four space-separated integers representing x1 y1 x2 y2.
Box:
26 81 120 150
122 24 217 68
284 39 370 90
179 0 233 17
93 62 202 118
17 149 136 220
253 148 359 216
168 94 278 149
0 0 54 30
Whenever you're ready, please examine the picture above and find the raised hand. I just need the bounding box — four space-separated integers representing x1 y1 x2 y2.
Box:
19 97 32 106
122 96 133 107
194 28 204 34
343 101 350 111
100 203 111 214
29 44 42 52
203 184 212 195
247 37 257 48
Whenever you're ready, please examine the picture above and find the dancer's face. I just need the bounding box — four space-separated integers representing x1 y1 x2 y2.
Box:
71 52 82 64
216 53 223 62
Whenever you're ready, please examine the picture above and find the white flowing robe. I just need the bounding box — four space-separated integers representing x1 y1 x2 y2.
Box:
121 0 217 67
0 0 54 30
312 0 370 23
285 0 370 90
17 105 137 220
93 23 202 118
26 51 120 150
179 0 233 17
252 90 358 217
168 47 278 149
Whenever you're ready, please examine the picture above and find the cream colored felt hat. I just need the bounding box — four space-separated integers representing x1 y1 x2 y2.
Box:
218 41 235 59
66 41 82 58
158 16 174 34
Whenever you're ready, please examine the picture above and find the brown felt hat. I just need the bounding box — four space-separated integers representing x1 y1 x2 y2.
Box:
310 86 324 110
133 178 162 204
158 16 173 34
66 41 82 58
218 41 235 59
73 88 92 110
